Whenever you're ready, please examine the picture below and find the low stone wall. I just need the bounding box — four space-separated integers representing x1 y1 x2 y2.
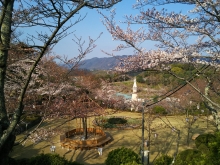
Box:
60 128 111 150
65 128 105 138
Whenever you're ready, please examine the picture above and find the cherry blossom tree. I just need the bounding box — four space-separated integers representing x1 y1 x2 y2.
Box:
0 0 121 164
100 0 220 129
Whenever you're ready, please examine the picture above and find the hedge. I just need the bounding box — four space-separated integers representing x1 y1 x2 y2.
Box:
105 147 141 165
8 154 83 165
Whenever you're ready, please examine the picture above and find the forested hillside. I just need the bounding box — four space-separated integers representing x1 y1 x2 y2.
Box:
79 56 128 70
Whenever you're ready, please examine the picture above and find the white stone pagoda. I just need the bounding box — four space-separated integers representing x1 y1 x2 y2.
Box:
131 77 145 111
131 77 138 101
131 77 138 111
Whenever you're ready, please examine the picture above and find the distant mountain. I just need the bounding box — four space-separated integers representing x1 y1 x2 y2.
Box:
79 56 128 70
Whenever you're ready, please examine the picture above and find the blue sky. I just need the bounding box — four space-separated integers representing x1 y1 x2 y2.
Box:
18 1 193 60
53 1 138 59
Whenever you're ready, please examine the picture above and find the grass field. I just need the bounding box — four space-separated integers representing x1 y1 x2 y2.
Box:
10 111 216 165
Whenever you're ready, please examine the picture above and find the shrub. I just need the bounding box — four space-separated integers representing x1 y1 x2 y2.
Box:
9 154 83 165
107 117 127 124
123 162 140 165
105 147 141 165
195 134 216 149
29 153 67 165
154 155 173 165
197 143 209 152
152 106 167 115
176 132 220 165
175 149 205 165
153 95 159 103
8 157 27 165
171 63 195 71
171 66 184 76
136 75 145 83
206 132 220 164
102 123 115 128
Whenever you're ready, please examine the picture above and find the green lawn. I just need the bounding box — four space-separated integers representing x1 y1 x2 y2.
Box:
10 111 216 165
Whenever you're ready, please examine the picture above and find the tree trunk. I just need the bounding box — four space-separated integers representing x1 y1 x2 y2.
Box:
187 126 190 146
0 1 15 164
82 117 88 139
0 133 15 164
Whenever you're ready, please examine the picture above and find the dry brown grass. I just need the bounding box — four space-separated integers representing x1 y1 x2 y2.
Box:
10 111 216 165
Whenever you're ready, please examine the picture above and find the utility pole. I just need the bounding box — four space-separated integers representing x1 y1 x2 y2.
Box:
147 117 150 165
141 105 145 165
172 128 180 164
186 100 192 146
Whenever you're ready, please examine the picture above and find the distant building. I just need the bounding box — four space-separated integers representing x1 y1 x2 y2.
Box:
131 77 144 111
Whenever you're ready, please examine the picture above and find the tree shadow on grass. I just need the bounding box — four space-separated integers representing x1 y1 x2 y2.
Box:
150 129 179 163
69 132 125 165
10 142 49 159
